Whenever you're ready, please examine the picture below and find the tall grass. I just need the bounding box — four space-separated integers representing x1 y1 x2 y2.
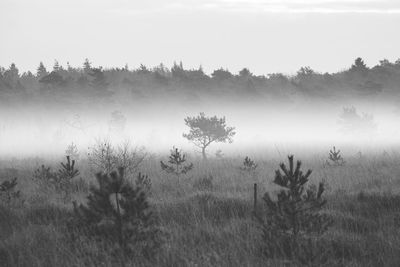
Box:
1 152 400 266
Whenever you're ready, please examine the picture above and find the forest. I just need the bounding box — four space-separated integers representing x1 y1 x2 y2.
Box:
1 57 400 104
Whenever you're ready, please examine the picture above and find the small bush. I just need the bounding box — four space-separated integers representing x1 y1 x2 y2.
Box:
0 177 22 206
57 156 80 198
72 167 162 259
88 140 146 176
33 157 84 200
325 146 345 166
256 155 332 265
160 147 193 179
240 156 257 172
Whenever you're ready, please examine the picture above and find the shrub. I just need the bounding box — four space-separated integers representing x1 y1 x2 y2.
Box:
57 156 80 193
88 140 146 176
0 177 21 206
240 156 257 172
33 157 83 200
256 155 332 265
160 147 193 182
72 167 162 259
325 146 345 166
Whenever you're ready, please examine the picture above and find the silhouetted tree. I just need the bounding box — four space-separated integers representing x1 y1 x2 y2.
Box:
53 60 60 72
0 177 21 205
256 155 332 264
326 146 345 166
350 57 368 74
171 61 186 81
89 67 109 94
39 71 65 92
1 63 25 93
57 155 80 199
73 167 162 258
240 156 257 172
137 64 151 75
211 68 233 81
239 68 252 78
160 147 193 181
183 112 236 159
36 62 48 78
83 58 92 73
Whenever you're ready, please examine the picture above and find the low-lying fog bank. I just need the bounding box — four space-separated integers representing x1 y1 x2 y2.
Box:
1 98 399 158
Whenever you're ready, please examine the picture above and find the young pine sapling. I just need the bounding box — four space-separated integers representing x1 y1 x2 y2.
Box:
160 147 193 182
0 177 21 205
326 146 345 166
240 156 258 172
256 155 332 265
73 167 162 259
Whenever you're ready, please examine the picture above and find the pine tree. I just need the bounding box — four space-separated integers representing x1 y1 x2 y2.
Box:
256 155 332 264
36 62 48 78
73 167 161 258
58 156 79 181
83 58 92 73
240 156 257 172
160 147 193 180
89 67 109 94
56 156 80 199
0 177 21 205
53 60 60 72
326 146 345 166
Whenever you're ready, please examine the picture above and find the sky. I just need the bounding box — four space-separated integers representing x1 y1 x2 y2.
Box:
1 0 400 75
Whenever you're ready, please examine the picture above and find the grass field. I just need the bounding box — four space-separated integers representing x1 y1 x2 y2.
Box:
1 149 400 266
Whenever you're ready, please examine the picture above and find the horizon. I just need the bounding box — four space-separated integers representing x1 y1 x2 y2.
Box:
2 56 399 77
1 0 400 75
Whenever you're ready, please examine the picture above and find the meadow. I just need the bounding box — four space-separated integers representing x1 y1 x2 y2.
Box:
1 144 400 267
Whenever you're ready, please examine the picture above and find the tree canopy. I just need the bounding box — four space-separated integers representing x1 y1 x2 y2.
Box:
183 112 236 159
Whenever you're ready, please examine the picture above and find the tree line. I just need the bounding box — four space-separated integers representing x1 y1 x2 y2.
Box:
1 57 400 101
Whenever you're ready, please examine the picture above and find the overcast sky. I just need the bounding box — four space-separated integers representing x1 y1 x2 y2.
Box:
1 0 400 75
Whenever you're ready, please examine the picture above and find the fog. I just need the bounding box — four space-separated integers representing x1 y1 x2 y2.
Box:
1 97 399 158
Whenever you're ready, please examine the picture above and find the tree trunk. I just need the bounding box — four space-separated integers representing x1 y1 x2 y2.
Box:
202 146 207 160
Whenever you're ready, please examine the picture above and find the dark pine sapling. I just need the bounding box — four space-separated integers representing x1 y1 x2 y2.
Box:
326 146 345 166
160 147 193 183
240 156 258 172
256 155 332 265
57 155 80 198
0 177 21 205
73 167 162 259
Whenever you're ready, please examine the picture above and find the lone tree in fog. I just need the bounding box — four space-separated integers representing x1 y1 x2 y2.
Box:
183 112 236 159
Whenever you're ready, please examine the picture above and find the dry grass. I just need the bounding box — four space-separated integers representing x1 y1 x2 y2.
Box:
1 151 400 266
